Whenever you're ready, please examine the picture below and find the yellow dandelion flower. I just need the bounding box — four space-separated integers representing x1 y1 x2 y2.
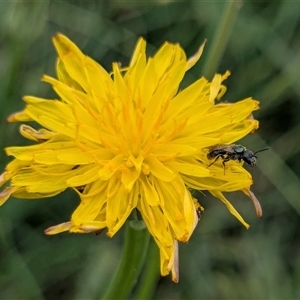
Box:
0 34 261 282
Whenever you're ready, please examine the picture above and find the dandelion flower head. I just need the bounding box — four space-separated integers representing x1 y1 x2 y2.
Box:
0 34 260 282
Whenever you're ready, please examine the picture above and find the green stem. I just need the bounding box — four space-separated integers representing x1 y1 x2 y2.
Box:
133 238 160 300
201 1 241 79
102 220 150 300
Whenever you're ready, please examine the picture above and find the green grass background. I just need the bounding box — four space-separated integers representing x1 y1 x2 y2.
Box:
0 1 300 299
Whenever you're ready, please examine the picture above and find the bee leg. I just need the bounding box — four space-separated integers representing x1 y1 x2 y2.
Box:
222 157 231 175
207 155 221 168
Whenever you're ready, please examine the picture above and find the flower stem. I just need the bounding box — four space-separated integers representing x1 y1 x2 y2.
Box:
201 1 241 79
133 237 160 300
102 220 150 300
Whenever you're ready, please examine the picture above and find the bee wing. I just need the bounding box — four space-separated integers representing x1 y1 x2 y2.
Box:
207 144 236 154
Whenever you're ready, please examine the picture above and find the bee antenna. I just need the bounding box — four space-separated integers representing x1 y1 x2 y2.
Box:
254 147 270 155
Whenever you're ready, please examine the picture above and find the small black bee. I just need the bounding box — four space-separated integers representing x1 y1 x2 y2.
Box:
207 144 270 173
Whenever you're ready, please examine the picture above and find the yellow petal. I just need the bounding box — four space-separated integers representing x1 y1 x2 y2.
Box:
145 154 175 182
186 39 206 71
7 110 32 122
121 167 140 192
45 222 72 235
0 187 17 205
129 37 146 67
106 178 137 236
79 221 107 233
139 174 160 206
52 34 90 93
167 160 210 177
170 240 179 283
210 190 250 229
20 125 58 142
154 176 197 241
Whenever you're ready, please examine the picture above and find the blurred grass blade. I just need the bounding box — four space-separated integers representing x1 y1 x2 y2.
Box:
201 0 241 79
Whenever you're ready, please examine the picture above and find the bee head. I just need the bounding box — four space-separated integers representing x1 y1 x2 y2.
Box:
242 150 257 167
243 147 270 167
